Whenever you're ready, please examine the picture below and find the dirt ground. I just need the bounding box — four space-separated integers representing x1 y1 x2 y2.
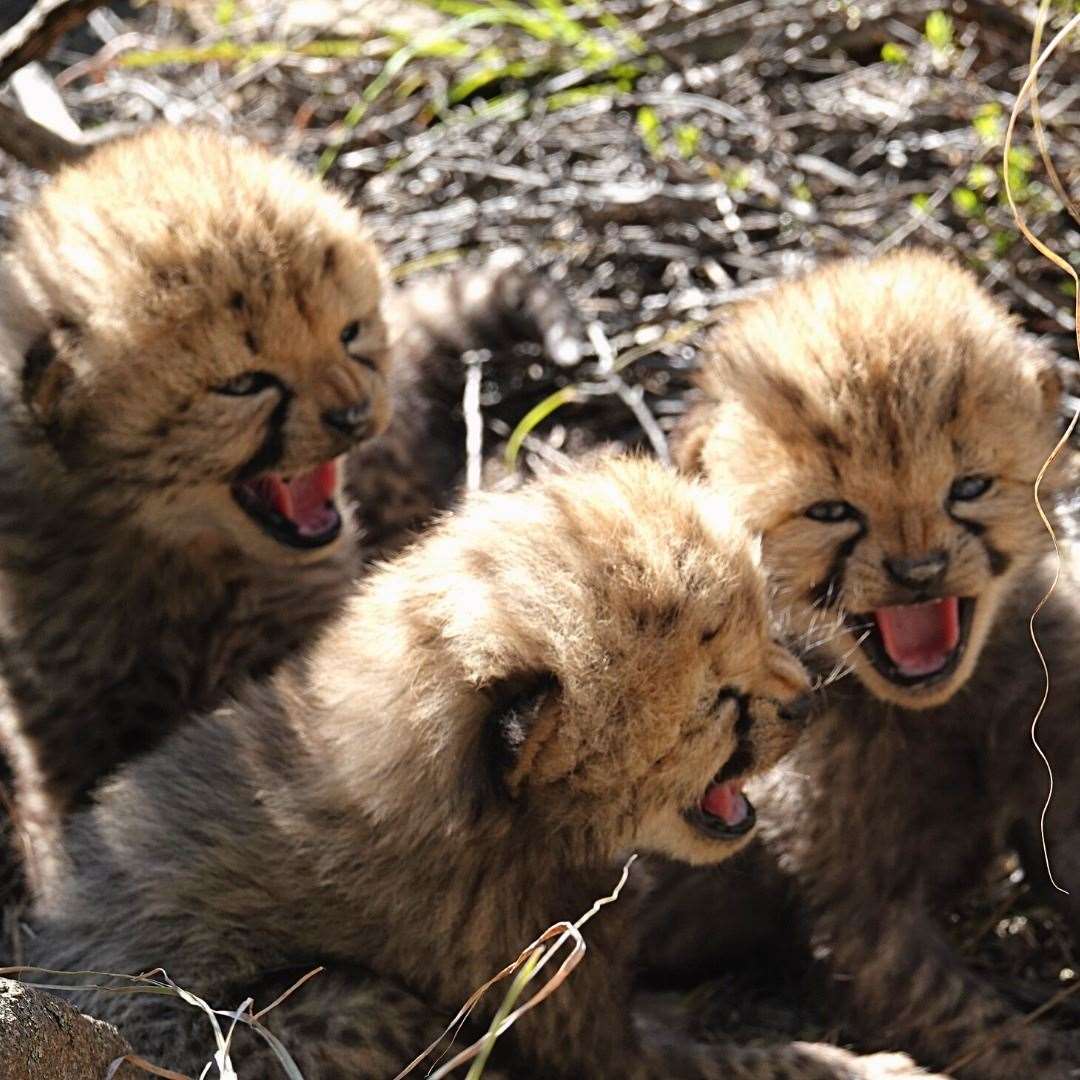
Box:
2 0 1080 1067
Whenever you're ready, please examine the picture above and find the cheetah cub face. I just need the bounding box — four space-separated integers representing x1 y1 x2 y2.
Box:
0 125 390 564
679 250 1064 710
385 458 812 865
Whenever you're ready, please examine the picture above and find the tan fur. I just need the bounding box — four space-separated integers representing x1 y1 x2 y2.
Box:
1 124 391 563
0 125 391 896
680 248 1062 708
649 250 1079 1077
27 458 939 1079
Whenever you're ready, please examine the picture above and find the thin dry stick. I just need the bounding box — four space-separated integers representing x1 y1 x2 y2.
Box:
463 351 486 493
1003 0 1080 897
393 855 638 1080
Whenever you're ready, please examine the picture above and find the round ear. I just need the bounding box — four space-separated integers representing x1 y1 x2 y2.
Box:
672 402 715 475
482 672 561 798
1038 360 1064 416
23 325 78 430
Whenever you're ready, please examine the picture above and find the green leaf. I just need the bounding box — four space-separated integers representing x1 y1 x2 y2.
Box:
951 187 981 216
675 123 701 159
880 42 908 64
505 386 579 469
636 105 663 157
925 10 953 51
972 103 1003 144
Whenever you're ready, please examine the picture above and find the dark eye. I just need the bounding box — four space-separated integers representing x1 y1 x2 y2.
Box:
214 372 275 396
805 500 859 523
340 321 361 346
949 475 993 502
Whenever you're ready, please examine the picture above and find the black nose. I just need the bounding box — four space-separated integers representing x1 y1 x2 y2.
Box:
779 694 814 725
884 551 949 591
322 401 371 439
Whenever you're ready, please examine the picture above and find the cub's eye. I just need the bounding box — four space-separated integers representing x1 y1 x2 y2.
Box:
949 475 993 502
340 321 361 346
214 372 275 396
805 500 859 523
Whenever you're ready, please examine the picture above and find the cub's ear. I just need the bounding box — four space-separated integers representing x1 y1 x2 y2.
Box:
672 402 713 475
23 324 78 430
482 671 560 798
1038 361 1064 415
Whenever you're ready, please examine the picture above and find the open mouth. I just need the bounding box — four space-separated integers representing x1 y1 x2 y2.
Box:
684 775 756 840
231 459 342 550
852 596 975 688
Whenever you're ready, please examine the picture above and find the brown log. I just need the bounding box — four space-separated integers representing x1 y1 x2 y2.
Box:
0 977 142 1079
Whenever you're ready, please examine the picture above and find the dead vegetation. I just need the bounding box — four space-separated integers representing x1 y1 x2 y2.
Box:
2 0 1080 1071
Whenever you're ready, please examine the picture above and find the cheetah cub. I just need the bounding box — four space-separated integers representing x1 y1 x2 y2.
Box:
29 458 938 1079
649 249 1078 1078
0 124 391 886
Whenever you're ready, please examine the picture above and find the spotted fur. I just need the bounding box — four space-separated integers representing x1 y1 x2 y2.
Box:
647 249 1079 1078
0 124 392 898
26 458 937 1079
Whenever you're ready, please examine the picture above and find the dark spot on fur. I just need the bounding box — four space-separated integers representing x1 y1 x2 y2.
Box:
807 514 868 609
1000 1040 1022 1054
1035 1046 1057 1066
294 1014 329 1039
22 333 56 391
947 509 1011 577
230 291 247 312
323 245 337 275
701 626 720 644
244 330 258 353
658 604 680 633
767 375 807 412
339 1026 363 1048
811 425 849 455
940 367 966 425
152 419 171 439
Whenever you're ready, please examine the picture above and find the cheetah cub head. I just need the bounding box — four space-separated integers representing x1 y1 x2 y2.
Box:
362 457 811 865
0 125 390 564
678 250 1065 710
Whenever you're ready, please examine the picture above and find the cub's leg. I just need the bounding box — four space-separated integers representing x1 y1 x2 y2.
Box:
96 961 944 1080
94 968 507 1080
792 722 1074 1080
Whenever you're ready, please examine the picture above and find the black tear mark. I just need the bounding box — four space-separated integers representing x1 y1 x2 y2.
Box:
235 379 293 480
947 509 1011 577
807 514 869 609
715 691 753 780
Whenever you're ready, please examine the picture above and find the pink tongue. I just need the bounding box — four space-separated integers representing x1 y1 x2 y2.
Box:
874 597 960 677
701 780 749 827
285 460 339 537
